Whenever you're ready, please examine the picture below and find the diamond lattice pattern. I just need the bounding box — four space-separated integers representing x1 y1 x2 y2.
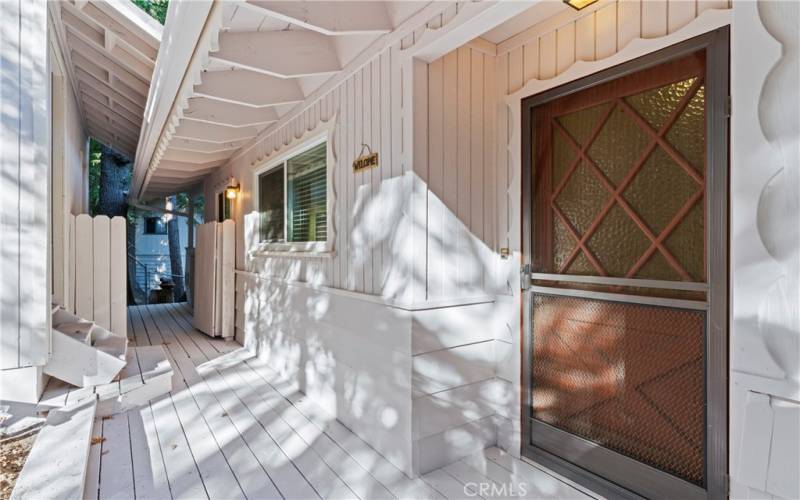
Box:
549 78 706 282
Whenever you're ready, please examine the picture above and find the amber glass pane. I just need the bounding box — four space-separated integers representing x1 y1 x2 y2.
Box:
624 147 700 234
665 202 706 281
636 251 681 281
588 106 650 186
666 85 706 173
552 132 576 188
557 103 611 145
552 217 575 273
531 294 705 486
626 77 697 130
554 162 608 235
587 204 650 277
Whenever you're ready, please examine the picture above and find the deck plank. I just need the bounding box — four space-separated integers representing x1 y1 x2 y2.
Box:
129 406 172 500
96 306 595 500
99 412 136 499
197 362 322 500
83 417 102 500
208 358 355 499
227 359 394 500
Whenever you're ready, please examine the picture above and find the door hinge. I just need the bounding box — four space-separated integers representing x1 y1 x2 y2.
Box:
725 96 732 117
520 264 531 291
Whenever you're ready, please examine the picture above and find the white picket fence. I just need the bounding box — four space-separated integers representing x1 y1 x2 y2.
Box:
64 214 127 337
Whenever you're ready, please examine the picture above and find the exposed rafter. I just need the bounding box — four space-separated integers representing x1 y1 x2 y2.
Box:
242 1 393 35
173 119 261 144
194 70 305 107
182 97 278 127
54 0 161 161
212 30 341 78
169 136 252 154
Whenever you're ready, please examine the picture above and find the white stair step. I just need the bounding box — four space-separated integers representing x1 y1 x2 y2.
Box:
11 397 97 500
95 346 173 417
46 308 128 388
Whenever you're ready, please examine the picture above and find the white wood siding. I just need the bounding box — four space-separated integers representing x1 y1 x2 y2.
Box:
425 45 497 301
1 0 50 369
206 44 408 299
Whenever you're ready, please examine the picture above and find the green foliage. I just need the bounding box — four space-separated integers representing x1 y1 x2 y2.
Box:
175 192 206 224
130 0 168 25
88 139 102 216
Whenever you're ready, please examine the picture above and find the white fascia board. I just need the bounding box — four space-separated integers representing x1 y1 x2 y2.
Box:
131 0 215 201
409 1 542 63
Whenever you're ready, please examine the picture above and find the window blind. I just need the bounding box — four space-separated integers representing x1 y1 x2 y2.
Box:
287 142 327 242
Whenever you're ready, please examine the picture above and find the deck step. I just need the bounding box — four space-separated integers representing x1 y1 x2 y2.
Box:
38 346 173 418
11 397 97 500
45 307 128 387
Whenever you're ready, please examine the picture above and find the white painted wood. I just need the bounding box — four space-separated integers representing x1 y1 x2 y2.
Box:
184 97 277 127
195 70 304 107
99 411 135 499
11 398 97 500
92 215 111 330
243 1 393 35
110 216 126 339
68 214 76 313
128 407 171 500
194 221 217 335
221 220 236 338
75 214 95 321
214 30 341 78
82 417 102 500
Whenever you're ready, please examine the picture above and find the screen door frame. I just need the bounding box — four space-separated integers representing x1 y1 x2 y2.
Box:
520 27 729 500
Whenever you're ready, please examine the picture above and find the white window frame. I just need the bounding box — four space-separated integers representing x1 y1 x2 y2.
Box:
252 120 336 255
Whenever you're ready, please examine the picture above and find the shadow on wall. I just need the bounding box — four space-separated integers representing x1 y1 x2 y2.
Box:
237 167 519 475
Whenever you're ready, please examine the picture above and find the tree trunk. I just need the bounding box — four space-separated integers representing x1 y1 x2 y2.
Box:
167 195 186 301
94 144 143 304
97 145 129 216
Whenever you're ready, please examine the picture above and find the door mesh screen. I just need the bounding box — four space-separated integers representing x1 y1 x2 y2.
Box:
531 293 705 486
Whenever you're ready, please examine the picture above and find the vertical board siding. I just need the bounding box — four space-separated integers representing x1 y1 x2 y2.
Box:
210 42 411 299
1 0 49 368
426 45 497 300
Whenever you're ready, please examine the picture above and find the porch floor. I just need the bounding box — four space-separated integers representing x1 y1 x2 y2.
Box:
63 303 596 500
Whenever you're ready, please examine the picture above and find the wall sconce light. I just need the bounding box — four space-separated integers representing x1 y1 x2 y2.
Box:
563 0 598 10
225 182 240 200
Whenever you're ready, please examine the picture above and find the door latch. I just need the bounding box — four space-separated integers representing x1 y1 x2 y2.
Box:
520 264 531 291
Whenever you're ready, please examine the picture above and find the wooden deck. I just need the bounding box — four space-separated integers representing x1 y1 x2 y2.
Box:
74 303 595 500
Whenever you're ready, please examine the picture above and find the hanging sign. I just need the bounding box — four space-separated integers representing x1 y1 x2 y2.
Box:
353 144 379 173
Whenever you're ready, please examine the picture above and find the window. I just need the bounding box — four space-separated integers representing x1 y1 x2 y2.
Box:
144 216 167 235
256 139 328 248
217 192 232 222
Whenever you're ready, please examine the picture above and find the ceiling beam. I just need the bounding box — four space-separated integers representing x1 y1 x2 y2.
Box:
74 1 159 57
242 1 393 35
147 175 207 186
161 148 236 164
158 159 225 172
155 166 219 179
212 30 341 78
88 128 136 158
83 99 142 134
66 32 150 89
194 69 304 107
169 135 252 153
81 90 143 126
70 50 149 99
183 97 278 127
75 67 146 114
173 119 260 143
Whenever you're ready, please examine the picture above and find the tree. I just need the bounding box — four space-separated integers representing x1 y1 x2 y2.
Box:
130 0 168 24
166 195 185 301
